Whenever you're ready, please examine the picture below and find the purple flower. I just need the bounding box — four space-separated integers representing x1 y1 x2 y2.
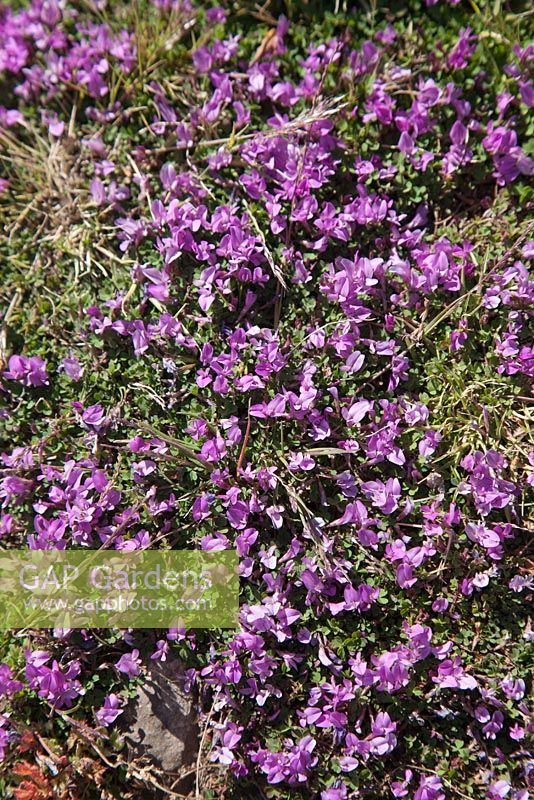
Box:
433 657 477 690
486 781 511 800
0 664 23 697
96 693 124 726
288 452 316 471
321 785 347 800
414 774 445 800
132 459 156 482
450 319 468 351
115 649 141 677
4 354 49 387
25 651 82 709
509 724 525 741
81 404 109 433
0 1 532 789
343 399 372 426
250 735 317 785
150 640 169 661
0 716 10 761
361 477 401 514
418 430 442 458
483 710 504 739
211 722 243 765
61 356 84 381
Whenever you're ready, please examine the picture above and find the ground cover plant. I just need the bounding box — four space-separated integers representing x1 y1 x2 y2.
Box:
0 0 533 797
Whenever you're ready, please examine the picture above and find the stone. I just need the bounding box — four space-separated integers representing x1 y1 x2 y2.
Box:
121 650 199 780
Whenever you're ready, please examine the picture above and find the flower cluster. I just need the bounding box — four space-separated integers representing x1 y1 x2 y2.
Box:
0 0 532 798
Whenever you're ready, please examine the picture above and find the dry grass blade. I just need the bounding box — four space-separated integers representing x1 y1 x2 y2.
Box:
243 200 287 289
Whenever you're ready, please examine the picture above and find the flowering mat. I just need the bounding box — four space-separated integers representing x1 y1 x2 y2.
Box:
0 0 533 798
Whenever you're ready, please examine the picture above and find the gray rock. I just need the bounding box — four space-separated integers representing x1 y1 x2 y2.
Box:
122 653 199 779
